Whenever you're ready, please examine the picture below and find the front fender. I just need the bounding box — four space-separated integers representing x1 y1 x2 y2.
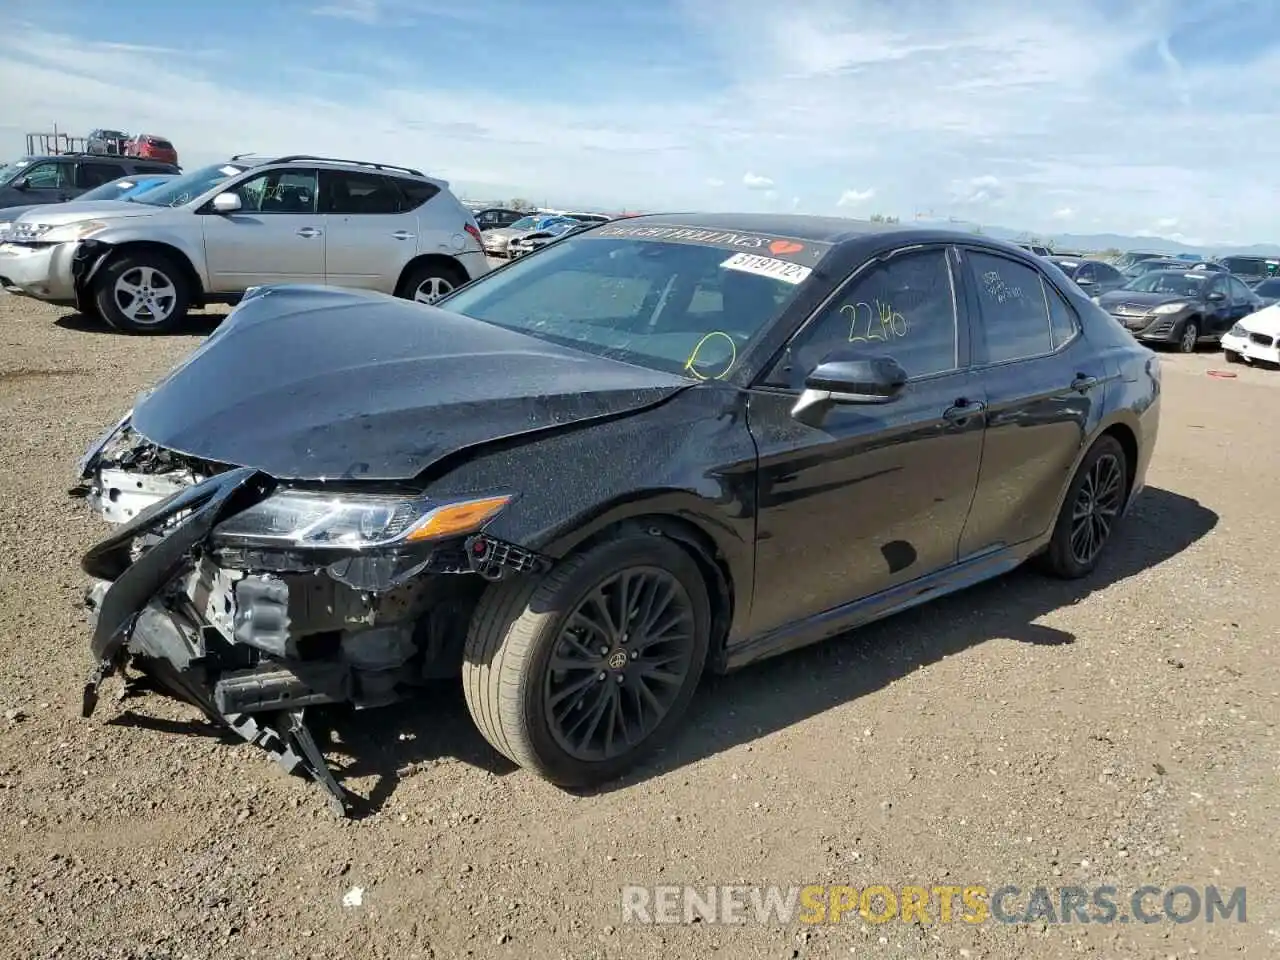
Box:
75 226 207 290
425 385 760 642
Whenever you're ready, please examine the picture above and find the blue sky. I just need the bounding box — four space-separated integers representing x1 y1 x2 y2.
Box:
2 0 1279 244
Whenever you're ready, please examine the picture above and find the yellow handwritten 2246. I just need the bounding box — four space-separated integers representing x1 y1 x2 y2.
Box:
842 300 908 344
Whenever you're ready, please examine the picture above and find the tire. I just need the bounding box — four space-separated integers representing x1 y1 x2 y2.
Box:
397 260 467 305
1224 349 1242 364
1036 435 1128 579
93 251 190 334
1177 320 1199 353
462 533 711 787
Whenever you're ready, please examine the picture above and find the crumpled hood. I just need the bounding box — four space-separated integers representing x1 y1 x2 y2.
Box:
130 285 691 481
1240 303 1280 336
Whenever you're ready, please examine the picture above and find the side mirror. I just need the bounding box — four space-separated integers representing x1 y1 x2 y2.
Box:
791 357 907 425
12 176 30 191
1206 291 1225 302
211 191 242 214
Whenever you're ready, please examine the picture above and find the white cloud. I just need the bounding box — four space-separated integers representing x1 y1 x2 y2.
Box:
705 177 726 187
311 0 380 24
836 188 875 207
789 195 802 210
950 175 1004 205
1156 216 1179 229
4 2 1280 244
1052 207 1074 220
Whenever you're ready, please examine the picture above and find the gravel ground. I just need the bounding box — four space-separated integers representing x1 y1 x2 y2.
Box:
0 292 1277 960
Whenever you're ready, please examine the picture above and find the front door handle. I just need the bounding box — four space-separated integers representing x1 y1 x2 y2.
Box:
1070 373 1099 393
943 398 986 422
296 227 323 238
392 230 415 240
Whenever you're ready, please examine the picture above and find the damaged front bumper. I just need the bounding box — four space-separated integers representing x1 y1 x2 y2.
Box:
76 423 547 816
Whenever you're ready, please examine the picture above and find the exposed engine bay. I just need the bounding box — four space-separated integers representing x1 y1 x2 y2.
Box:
74 419 549 815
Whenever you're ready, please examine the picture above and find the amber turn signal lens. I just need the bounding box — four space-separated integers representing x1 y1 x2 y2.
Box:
404 495 512 542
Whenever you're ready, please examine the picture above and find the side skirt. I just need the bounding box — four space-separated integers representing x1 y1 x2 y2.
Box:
720 538 1047 672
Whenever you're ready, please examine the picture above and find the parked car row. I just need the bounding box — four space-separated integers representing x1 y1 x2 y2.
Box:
0 153 489 332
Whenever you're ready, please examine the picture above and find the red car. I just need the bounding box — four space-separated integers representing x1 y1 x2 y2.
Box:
125 134 179 166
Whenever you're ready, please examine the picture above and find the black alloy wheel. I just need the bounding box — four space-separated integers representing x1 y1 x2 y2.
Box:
462 533 711 787
1068 449 1125 567
1036 434 1129 579
544 567 698 762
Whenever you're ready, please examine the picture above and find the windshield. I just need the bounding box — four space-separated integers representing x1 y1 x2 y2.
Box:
509 216 539 230
1120 271 1208 296
1253 278 1280 296
438 234 818 378
76 177 165 202
1124 260 1181 277
0 160 30 185
1050 259 1081 277
132 162 248 207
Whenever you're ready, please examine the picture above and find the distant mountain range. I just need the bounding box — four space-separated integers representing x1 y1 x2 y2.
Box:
916 220 1280 258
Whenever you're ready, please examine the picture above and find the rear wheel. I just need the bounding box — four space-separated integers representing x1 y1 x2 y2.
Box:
462 534 711 787
1036 435 1128 579
1178 320 1199 353
397 261 467 305
93 252 190 334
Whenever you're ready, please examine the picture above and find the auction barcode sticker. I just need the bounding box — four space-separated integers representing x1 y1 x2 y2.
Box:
721 252 813 285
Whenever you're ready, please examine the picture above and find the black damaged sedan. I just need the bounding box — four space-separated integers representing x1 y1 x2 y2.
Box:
76 214 1161 812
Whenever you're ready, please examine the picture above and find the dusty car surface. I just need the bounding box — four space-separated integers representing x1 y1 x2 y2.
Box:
74 213 1161 813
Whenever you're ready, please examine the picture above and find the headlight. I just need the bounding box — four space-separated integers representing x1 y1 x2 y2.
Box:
210 489 512 549
1152 302 1187 314
34 220 111 243
0 221 11 236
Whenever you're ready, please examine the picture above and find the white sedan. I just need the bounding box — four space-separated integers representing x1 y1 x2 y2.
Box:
1222 303 1280 366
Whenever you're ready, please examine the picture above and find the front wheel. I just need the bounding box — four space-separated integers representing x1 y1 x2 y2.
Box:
1036 435 1128 579
462 534 711 787
1177 320 1199 353
1224 348 1242 364
93 252 190 334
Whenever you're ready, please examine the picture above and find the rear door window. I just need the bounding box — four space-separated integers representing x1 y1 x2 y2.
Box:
320 170 404 214
967 250 1057 363
77 161 127 188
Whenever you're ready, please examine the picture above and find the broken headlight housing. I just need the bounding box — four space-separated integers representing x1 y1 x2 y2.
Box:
210 489 512 550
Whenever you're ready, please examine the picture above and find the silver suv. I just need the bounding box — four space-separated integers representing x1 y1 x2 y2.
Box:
0 154 489 333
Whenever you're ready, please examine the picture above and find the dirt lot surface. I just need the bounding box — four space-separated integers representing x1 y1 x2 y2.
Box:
0 293 1276 960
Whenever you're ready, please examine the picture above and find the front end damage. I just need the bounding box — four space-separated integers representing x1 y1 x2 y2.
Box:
74 418 548 815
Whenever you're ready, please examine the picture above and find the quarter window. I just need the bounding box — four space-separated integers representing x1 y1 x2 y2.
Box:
770 247 959 388
1045 279 1079 348
395 178 441 212
969 251 1057 363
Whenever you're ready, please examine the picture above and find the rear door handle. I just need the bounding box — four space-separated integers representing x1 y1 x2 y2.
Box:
943 398 986 422
1070 374 1099 392
296 227 322 238
392 230 415 240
